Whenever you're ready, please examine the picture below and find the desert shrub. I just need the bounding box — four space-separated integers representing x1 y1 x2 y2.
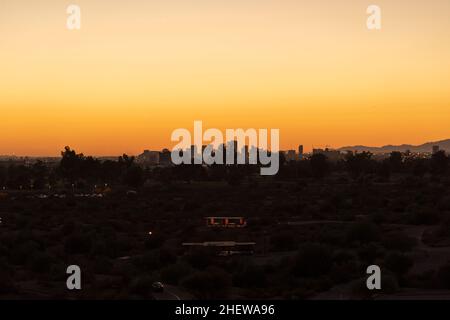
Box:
437 264 450 289
93 256 113 274
357 243 384 264
0 273 16 294
10 241 39 265
411 209 440 225
181 267 231 299
92 239 117 258
161 263 192 285
29 251 53 274
159 247 177 265
133 251 161 271
144 235 164 250
384 252 413 276
129 275 155 297
381 274 400 293
292 244 333 277
64 233 93 254
270 232 297 251
351 274 398 298
346 222 380 244
382 232 417 252
184 248 214 270
330 251 359 283
233 262 267 288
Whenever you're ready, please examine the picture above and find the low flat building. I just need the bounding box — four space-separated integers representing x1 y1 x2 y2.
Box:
204 217 247 228
182 241 256 256
313 148 342 162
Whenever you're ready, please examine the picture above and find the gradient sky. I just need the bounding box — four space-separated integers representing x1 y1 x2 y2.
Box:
1 0 450 156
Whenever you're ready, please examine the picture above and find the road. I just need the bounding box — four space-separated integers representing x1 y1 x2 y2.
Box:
153 285 193 300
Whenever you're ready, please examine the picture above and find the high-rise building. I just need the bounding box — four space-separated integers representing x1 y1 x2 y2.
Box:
202 145 215 164
218 143 226 164
226 140 238 164
249 145 258 164
286 150 297 162
244 145 249 164
432 145 440 154
191 145 202 164
298 145 304 160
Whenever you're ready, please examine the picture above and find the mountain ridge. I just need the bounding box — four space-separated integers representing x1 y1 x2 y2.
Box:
338 139 450 153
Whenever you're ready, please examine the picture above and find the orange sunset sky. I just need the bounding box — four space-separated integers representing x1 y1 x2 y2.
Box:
1 0 450 156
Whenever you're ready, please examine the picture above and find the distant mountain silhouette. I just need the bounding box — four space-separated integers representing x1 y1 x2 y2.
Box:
338 139 450 154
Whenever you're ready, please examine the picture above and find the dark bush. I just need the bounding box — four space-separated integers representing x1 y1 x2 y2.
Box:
385 252 413 276
29 252 53 274
181 267 231 299
292 244 333 277
233 263 267 288
382 232 416 252
161 263 192 285
64 233 93 254
437 264 450 289
270 232 297 251
347 222 380 244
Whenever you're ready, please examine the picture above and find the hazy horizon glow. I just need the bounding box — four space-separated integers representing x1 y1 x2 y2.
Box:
1 0 450 156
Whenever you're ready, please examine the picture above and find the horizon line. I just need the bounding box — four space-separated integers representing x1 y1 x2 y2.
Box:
1 137 449 158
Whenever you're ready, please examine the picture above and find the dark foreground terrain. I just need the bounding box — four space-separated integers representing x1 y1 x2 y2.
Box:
1 149 450 299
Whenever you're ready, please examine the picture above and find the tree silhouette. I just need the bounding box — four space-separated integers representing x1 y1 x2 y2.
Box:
431 150 448 175
310 153 329 179
345 151 373 178
412 159 427 177
122 165 144 188
31 161 49 189
388 151 403 173
59 146 84 183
